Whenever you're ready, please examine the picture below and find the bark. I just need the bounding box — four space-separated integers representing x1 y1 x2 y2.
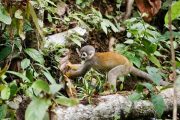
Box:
53 88 180 120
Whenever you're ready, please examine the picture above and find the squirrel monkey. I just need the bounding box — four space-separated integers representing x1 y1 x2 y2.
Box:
66 45 169 91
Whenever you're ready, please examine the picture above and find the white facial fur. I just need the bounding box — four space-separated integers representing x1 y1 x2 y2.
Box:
80 45 95 61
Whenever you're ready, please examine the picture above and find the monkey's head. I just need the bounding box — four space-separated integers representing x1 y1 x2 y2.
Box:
80 45 95 61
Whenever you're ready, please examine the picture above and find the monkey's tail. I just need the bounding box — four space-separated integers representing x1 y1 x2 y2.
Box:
130 66 170 86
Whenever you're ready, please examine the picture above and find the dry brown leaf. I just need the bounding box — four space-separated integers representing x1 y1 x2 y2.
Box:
135 0 161 22
169 72 176 81
58 49 70 73
56 1 68 16
64 76 77 98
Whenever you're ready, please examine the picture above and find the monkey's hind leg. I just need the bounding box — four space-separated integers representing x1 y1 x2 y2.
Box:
107 65 130 91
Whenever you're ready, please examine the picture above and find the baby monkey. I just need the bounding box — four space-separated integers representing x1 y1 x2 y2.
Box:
66 45 169 91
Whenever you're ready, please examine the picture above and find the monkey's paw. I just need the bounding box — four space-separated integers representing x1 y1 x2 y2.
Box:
65 71 71 77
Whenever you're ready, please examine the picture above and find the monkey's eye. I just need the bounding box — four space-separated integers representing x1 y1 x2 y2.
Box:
81 52 87 58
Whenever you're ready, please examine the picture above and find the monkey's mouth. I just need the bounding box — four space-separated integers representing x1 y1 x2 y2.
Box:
81 57 86 61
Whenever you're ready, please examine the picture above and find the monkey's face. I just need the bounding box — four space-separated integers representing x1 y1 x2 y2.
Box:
80 51 95 61
80 45 95 61
81 52 88 61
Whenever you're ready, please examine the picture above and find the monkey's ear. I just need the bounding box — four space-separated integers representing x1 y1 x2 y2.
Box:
89 50 95 54
88 50 95 58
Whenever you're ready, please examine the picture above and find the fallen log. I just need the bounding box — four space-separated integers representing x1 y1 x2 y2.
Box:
53 88 180 120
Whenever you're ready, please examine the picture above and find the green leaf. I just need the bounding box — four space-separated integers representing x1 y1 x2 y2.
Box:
151 95 165 118
49 84 62 94
124 39 134 44
158 31 180 41
47 13 52 22
100 21 108 34
115 44 127 54
154 51 165 58
1 86 10 100
44 0 56 6
165 1 180 25
124 51 135 59
10 83 18 97
28 3 44 40
128 92 143 101
15 9 23 19
55 96 79 106
25 98 51 120
0 104 7 119
126 32 132 38
0 85 5 91
7 71 30 82
176 61 180 68
0 5 12 24
26 69 34 82
70 37 81 46
124 52 141 68
0 46 12 61
31 80 50 93
15 38 22 51
135 84 144 93
0 64 9 77
67 33 84 47
149 55 161 67
21 58 30 69
141 83 153 91
42 71 56 84
116 0 122 4
76 0 83 4
107 20 119 33
148 44 157 54
101 19 119 34
131 55 141 68
25 48 45 65
146 66 162 85
120 83 123 91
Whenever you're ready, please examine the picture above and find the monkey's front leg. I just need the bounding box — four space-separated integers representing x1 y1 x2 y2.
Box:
108 65 130 92
67 62 82 70
66 62 92 78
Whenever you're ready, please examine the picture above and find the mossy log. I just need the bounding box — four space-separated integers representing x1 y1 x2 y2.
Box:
53 88 180 120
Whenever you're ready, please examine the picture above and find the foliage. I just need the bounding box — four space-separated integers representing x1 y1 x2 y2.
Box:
76 0 94 8
77 69 105 103
128 82 166 118
116 17 162 68
25 48 45 65
25 98 51 120
158 31 180 68
0 5 12 25
164 0 180 25
0 1 78 119
115 17 180 81
151 94 165 118
0 0 179 119
66 32 85 47
68 8 119 34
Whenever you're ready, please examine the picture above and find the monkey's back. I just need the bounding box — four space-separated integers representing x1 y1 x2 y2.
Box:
92 52 131 72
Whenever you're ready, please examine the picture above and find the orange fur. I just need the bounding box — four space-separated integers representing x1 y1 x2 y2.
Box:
92 52 131 72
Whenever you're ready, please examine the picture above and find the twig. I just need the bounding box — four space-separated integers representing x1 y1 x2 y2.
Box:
123 0 134 20
108 37 116 52
168 1 177 120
